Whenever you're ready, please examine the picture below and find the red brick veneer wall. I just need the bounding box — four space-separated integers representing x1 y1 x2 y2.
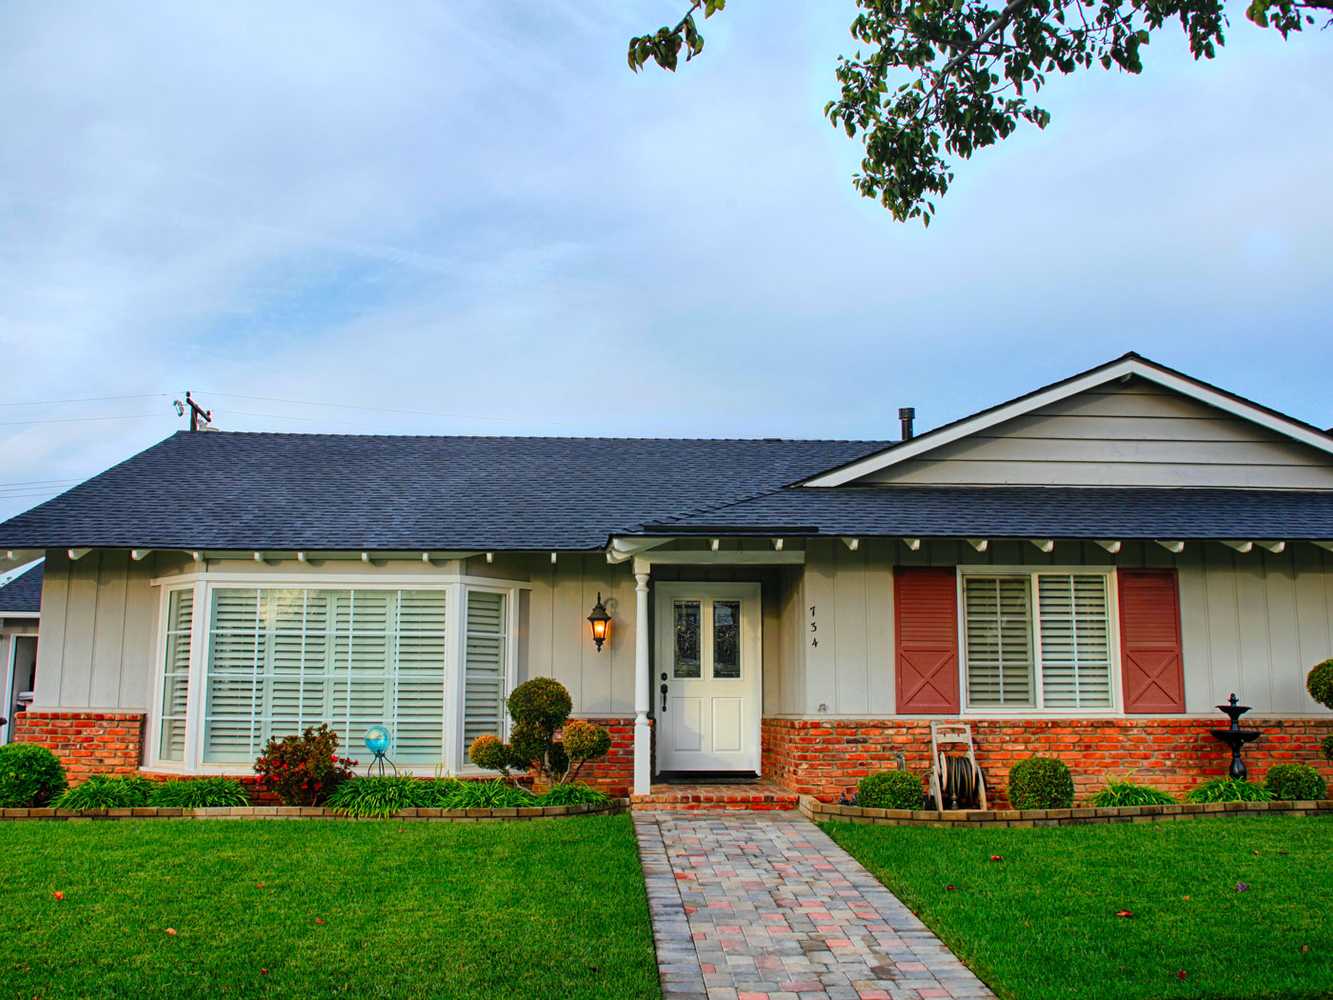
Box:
11 711 146 784
569 716 639 796
763 717 1333 806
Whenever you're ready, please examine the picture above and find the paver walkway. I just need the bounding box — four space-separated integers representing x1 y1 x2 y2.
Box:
635 811 995 1000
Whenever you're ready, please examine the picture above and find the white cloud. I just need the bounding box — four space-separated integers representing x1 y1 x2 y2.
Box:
1 1 1330 521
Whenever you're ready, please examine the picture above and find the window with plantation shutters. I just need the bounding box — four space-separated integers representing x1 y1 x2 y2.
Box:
463 590 508 747
157 589 193 762
961 570 1116 712
1037 574 1113 709
201 588 447 766
963 576 1034 707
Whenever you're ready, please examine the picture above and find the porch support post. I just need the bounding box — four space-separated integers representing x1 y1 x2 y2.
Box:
633 570 652 796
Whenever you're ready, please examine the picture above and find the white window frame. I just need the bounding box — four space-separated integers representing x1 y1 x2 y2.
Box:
956 565 1122 717
146 572 524 776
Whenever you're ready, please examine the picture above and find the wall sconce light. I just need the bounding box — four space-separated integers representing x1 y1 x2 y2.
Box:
587 592 611 652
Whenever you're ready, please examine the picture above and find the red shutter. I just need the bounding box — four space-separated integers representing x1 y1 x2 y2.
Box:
1118 569 1186 713
894 567 960 714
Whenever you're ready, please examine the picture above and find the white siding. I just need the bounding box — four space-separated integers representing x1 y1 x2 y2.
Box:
860 379 1333 488
30 540 1333 724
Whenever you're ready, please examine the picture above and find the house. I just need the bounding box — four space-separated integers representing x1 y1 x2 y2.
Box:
0 353 1330 801
0 561 42 746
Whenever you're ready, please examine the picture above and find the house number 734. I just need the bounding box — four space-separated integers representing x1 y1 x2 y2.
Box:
809 604 818 647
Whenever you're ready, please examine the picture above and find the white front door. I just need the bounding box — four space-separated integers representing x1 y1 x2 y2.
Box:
654 582 762 774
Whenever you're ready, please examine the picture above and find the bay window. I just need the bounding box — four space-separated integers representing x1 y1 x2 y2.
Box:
961 569 1116 711
151 579 518 772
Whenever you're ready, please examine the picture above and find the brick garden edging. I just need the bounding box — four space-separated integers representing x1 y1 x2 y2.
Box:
0 799 629 822
801 795 1333 828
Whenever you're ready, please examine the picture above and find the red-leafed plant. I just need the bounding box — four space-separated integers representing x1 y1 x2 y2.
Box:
254 724 356 806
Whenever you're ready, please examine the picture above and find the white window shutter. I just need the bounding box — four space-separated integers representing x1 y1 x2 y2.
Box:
963 576 1034 707
1038 574 1112 709
463 591 507 748
199 587 455 768
158 590 193 761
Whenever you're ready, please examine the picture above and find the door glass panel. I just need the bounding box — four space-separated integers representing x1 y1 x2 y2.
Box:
673 601 701 678
712 600 741 679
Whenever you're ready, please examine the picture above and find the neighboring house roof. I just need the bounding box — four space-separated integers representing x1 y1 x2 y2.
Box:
0 561 42 616
801 352 1333 487
637 487 1333 540
0 434 890 552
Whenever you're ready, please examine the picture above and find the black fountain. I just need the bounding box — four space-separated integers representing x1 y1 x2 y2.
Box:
1211 693 1261 780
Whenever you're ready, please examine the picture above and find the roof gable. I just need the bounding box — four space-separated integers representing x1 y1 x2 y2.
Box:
0 561 42 615
799 357 1333 490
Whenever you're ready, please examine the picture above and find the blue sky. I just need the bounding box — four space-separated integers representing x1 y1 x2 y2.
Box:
1 1 1330 522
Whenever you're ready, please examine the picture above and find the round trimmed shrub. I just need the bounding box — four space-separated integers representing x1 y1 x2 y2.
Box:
857 770 923 810
468 734 511 772
1308 659 1333 710
506 678 573 731
0 743 68 807
1263 763 1327 801
1007 756 1075 810
1322 734 1333 763
562 719 612 763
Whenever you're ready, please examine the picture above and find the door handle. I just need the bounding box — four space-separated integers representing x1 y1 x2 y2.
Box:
659 672 668 713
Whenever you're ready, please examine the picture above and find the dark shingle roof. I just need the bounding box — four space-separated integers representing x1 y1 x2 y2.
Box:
0 432 891 551
0 562 42 615
643 486 1333 540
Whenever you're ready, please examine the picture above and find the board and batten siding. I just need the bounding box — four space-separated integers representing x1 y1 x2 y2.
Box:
858 378 1333 488
32 550 161 712
773 538 1333 718
30 549 646 719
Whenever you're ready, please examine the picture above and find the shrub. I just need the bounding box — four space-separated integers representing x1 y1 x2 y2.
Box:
1186 778 1273 803
468 679 612 786
436 779 537 809
857 770 923 810
254 724 356 806
1007 756 1075 810
468 734 512 772
53 774 154 810
1090 781 1176 808
507 678 573 731
0 743 68 807
1307 659 1333 710
148 778 249 808
562 720 612 762
1263 763 1327 801
327 776 434 818
1322 734 1333 763
538 782 611 807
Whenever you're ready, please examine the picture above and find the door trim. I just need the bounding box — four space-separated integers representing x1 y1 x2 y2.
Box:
653 581 762 775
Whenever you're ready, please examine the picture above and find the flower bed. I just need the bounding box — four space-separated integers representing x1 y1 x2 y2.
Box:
802 795 1333 827
0 799 628 822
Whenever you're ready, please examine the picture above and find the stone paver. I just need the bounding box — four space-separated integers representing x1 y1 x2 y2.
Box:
635 811 995 1000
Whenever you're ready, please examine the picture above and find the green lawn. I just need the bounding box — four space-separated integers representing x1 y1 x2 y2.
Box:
825 815 1332 1000
0 814 659 999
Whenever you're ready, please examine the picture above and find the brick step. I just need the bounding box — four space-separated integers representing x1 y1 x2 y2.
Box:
630 782 800 812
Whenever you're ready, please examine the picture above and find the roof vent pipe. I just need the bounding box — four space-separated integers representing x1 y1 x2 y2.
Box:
898 407 915 441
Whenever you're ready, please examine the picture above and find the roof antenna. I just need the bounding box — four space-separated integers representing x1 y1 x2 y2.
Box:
173 392 213 432
898 406 915 441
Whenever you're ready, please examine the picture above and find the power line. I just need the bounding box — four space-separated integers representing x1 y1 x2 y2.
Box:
0 393 170 408
0 413 165 428
199 390 541 426
0 477 83 487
